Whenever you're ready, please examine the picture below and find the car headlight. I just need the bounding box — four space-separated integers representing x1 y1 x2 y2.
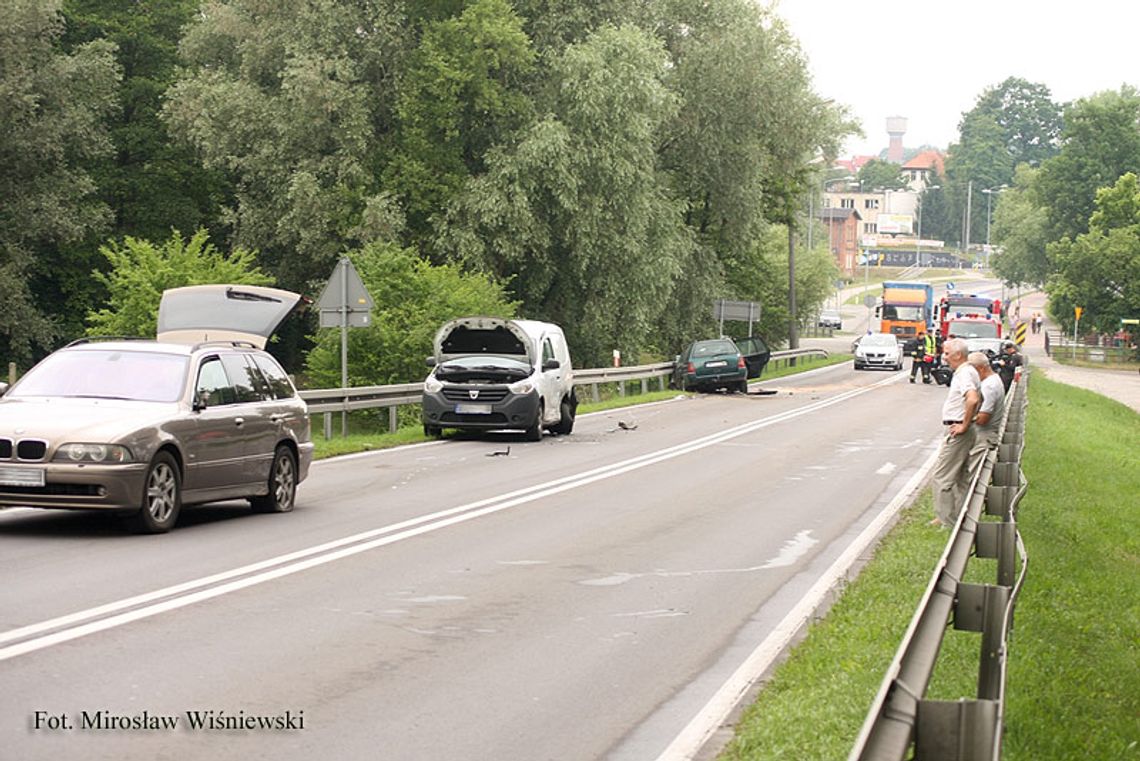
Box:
508 379 536 395
423 376 443 393
54 443 134 464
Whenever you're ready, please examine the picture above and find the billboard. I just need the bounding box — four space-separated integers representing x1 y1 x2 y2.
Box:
876 213 913 235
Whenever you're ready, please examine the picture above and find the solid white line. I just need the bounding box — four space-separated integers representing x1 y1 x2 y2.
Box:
0 374 903 662
653 438 939 761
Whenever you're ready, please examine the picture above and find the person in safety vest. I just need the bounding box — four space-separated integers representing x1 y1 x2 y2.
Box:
909 330 936 384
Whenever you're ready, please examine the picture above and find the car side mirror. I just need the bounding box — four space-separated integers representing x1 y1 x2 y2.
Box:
542 359 560 371
193 390 209 411
425 357 437 367
674 355 681 363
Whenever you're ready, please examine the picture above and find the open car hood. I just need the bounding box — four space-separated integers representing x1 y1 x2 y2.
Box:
157 285 305 349
432 317 536 366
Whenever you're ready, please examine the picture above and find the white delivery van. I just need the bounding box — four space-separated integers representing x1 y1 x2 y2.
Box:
421 317 577 441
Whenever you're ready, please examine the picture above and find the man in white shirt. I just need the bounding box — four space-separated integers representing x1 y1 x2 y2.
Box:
965 351 1006 478
930 338 981 526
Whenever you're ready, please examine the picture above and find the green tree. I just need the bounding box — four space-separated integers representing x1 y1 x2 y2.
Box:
86 229 273 337
1045 173 1140 333
1035 87 1140 243
991 164 1051 286
437 25 690 366
654 0 854 345
857 159 906 191
0 0 120 365
970 77 1062 171
384 0 536 250
62 0 225 243
163 0 409 291
304 243 518 387
945 113 1009 248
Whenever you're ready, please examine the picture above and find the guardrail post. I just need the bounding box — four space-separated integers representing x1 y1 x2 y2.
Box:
641 378 648 395
323 412 332 440
974 523 1018 588
389 406 398 433
7 362 14 385
915 699 999 760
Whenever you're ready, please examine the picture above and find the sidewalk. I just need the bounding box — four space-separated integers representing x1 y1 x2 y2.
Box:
1012 292 1140 414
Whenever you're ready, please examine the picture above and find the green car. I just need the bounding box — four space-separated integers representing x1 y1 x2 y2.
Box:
673 338 751 393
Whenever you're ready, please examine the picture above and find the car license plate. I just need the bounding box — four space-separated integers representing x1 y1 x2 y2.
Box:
0 466 46 487
704 360 728 368
455 403 492 414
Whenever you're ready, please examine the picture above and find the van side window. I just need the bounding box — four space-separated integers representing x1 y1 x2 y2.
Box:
542 338 555 365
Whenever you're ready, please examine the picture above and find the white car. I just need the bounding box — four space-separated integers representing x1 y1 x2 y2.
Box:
817 310 843 329
853 333 903 371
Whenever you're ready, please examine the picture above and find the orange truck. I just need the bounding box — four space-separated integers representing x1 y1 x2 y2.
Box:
877 281 934 340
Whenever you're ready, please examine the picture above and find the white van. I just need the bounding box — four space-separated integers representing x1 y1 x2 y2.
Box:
421 317 577 441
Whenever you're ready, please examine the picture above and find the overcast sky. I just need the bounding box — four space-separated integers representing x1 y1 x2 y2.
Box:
775 0 1139 158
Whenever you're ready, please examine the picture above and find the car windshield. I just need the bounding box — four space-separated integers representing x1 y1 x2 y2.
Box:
949 321 998 338
692 340 738 357
967 339 1004 354
882 305 924 321
862 334 897 347
9 349 189 402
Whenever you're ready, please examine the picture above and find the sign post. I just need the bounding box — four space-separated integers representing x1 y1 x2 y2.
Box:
1073 306 1083 362
317 258 375 436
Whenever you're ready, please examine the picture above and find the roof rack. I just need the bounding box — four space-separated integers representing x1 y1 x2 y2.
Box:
64 336 151 348
192 340 260 351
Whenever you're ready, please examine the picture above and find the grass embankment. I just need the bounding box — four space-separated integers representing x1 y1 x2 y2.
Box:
311 356 853 460
720 375 1139 760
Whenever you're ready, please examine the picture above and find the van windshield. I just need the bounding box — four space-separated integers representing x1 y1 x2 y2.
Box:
435 355 532 382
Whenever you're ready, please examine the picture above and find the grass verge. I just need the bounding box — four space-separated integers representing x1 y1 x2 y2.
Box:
719 375 1139 760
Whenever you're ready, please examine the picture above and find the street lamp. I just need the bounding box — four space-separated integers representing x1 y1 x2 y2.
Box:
981 185 1008 268
915 185 940 267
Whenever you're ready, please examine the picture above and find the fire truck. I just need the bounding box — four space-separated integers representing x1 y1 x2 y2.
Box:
934 292 1002 339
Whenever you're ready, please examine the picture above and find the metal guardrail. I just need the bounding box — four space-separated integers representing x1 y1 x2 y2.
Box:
849 370 1030 760
298 347 831 436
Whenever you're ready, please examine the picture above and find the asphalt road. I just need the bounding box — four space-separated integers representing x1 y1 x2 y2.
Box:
1 362 952 761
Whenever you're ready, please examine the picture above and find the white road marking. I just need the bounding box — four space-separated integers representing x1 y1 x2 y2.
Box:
876 462 897 475
0 374 903 663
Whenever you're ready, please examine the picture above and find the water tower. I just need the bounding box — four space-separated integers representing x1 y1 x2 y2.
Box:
886 116 907 163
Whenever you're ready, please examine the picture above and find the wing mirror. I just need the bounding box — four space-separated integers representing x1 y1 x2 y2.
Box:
542 359 560 371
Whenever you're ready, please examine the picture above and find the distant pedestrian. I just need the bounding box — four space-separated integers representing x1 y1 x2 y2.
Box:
1034 312 1044 334
930 338 981 527
964 351 1006 478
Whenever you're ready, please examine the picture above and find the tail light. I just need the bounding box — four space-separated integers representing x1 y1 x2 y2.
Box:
686 362 696 374
737 356 746 369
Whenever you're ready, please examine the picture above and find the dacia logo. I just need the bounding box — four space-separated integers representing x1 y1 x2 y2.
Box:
468 390 480 400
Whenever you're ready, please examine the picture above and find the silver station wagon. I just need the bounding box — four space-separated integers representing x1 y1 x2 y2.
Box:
0 285 313 533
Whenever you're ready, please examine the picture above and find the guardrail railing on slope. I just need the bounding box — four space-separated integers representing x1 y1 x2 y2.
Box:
298 347 830 438
849 369 1030 761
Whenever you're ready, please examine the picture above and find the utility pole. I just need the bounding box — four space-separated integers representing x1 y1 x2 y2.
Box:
788 224 798 349
963 180 973 267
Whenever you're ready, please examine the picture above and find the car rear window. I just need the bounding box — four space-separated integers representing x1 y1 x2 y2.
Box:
692 340 738 357
11 350 189 403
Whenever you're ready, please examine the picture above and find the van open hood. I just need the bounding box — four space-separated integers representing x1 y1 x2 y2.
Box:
432 317 536 365
157 285 305 349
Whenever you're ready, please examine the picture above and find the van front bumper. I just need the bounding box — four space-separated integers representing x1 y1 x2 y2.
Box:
422 387 541 431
